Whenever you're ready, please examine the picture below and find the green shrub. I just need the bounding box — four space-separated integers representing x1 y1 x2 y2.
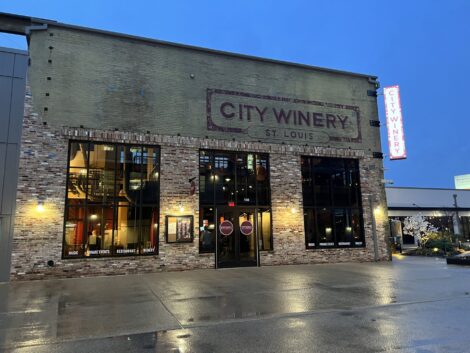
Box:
406 231 461 257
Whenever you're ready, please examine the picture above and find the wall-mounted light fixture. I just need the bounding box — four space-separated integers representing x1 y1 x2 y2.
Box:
373 206 382 216
36 200 45 213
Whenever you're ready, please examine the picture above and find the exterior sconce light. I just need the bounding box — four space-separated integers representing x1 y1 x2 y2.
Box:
36 200 45 213
290 207 297 214
179 205 185 213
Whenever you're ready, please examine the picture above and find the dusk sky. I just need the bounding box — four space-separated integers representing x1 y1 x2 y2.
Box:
1 0 469 189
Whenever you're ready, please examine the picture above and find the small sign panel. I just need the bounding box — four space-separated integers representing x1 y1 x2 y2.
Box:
219 220 234 236
384 85 407 160
240 221 253 235
455 174 470 190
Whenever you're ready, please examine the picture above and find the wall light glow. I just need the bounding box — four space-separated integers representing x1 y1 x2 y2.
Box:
36 201 45 213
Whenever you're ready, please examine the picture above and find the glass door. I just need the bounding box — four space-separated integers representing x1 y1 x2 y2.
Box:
217 207 258 268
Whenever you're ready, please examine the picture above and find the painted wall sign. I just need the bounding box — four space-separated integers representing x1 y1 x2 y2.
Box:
384 85 407 160
207 89 362 144
219 220 234 236
240 221 253 236
27 26 379 149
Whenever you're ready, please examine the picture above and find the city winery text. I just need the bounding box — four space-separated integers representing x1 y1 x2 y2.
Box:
219 102 350 129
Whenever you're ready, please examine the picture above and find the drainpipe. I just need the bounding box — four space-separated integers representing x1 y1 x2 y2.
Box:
368 195 379 261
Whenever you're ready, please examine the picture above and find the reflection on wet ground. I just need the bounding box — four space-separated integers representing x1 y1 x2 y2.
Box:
1 256 470 352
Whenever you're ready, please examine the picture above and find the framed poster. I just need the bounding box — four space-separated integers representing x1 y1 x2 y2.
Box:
165 215 194 243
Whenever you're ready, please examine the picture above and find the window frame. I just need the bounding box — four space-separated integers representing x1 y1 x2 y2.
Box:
62 140 161 259
198 149 273 253
301 156 365 250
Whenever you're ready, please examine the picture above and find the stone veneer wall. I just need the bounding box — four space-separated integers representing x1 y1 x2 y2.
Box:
11 91 390 280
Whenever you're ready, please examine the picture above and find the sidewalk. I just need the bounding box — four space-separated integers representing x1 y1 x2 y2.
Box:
1 256 470 352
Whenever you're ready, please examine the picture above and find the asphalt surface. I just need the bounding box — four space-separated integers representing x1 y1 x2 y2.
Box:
1 255 470 352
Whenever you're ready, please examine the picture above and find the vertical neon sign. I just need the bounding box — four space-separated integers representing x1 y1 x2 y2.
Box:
384 85 407 160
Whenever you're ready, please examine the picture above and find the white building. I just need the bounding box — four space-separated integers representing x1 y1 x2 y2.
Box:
386 187 470 245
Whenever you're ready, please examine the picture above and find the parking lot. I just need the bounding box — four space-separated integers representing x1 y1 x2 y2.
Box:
1 255 470 352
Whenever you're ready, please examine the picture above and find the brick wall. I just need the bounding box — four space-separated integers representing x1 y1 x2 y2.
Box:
11 91 389 280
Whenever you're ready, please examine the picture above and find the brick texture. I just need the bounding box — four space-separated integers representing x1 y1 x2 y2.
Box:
11 90 390 280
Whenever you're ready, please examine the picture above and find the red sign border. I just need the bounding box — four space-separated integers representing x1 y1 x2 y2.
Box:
240 220 253 236
384 85 407 160
219 220 234 236
206 88 362 143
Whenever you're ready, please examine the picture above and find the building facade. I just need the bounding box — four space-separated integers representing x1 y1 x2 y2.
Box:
387 187 470 245
0 13 390 280
0 46 28 281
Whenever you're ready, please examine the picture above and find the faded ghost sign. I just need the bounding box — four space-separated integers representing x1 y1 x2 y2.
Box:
207 89 361 144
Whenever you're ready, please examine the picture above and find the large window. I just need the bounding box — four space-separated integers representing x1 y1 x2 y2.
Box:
301 157 364 249
199 150 272 253
63 141 160 258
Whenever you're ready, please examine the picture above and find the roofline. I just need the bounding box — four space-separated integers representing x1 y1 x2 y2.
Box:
386 186 470 192
388 207 470 212
0 12 378 80
0 46 28 55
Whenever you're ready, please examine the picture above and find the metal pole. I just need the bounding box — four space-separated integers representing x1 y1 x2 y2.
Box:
255 209 260 267
369 195 379 261
453 194 461 246
215 208 218 269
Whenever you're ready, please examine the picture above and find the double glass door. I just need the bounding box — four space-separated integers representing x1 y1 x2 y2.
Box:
217 207 258 268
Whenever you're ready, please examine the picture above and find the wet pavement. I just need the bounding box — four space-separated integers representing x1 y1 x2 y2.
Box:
1 255 470 352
